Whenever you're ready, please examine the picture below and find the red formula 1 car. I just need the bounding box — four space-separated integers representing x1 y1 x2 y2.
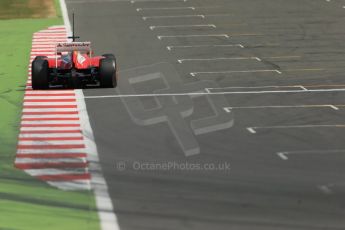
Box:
31 41 118 89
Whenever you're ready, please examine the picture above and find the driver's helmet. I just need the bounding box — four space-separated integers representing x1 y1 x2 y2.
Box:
61 52 72 64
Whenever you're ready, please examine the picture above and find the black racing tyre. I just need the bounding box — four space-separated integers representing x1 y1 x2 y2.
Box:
99 58 117 88
33 56 48 61
102 54 118 85
102 54 115 60
31 59 49 90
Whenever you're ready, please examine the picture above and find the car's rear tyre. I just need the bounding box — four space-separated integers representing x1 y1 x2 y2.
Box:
33 56 48 61
102 54 118 84
102 54 115 60
99 58 117 88
31 59 49 90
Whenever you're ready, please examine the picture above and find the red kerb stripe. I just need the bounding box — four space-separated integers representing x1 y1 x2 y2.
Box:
20 130 82 134
24 99 76 102
25 93 75 97
22 118 79 121
16 153 86 158
22 111 79 115
23 105 77 108
15 162 88 169
37 173 90 181
17 144 85 149
21 124 80 127
19 137 83 141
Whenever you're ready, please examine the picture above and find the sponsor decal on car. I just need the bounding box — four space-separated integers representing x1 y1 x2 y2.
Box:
77 52 86 64
56 42 91 52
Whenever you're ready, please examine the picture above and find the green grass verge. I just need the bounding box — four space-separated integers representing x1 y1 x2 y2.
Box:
54 0 62 19
0 8 100 230
0 0 57 19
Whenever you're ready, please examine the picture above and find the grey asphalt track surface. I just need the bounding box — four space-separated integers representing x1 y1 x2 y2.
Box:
66 0 345 229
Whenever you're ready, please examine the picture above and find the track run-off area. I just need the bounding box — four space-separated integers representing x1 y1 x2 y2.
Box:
15 14 118 230
15 26 92 190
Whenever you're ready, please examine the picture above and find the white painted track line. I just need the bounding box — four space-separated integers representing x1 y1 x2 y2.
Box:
167 44 244 50
277 149 345 160
131 0 187 3
247 128 256 134
224 105 339 112
318 185 333 195
178 57 261 63
263 55 301 60
143 14 232 20
206 85 307 92
143 15 205 20
158 34 229 40
190 69 282 76
247 124 345 134
150 24 216 30
83 87 345 98
137 7 195 11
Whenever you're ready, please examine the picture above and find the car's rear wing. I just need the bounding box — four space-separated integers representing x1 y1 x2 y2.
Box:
56 42 91 52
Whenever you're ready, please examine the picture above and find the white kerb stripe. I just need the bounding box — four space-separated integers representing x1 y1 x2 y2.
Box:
23 108 78 112
26 168 87 176
17 148 86 154
21 121 80 125
20 127 81 131
22 114 79 119
23 102 77 106
47 181 91 191
15 158 86 164
24 96 76 100
18 140 84 145
24 90 74 93
19 133 83 138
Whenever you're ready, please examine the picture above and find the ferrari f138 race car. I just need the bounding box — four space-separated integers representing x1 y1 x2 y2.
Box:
31 13 117 90
31 42 118 89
